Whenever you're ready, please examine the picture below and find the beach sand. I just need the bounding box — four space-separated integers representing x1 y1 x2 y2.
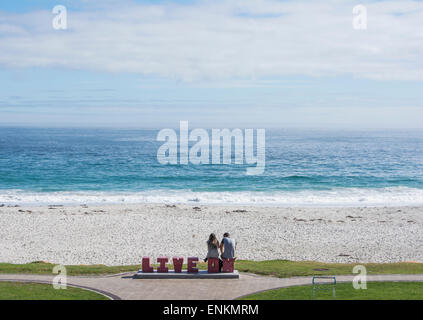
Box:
0 204 422 265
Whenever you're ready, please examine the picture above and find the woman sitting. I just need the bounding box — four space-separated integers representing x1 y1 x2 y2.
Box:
204 233 222 272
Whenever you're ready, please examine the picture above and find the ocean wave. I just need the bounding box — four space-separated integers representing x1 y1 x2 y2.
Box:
0 187 422 207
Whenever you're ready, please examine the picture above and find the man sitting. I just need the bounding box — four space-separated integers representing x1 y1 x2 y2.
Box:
220 232 237 261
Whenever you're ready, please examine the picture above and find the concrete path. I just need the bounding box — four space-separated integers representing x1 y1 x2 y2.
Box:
1 273 423 300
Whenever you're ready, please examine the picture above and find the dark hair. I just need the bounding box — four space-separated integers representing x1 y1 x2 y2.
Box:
223 232 230 238
207 233 218 248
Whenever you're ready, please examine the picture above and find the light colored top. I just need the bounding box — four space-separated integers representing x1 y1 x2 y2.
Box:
221 237 236 259
206 241 220 259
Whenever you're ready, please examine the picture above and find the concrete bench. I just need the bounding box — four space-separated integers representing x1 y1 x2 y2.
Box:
134 256 239 279
134 270 239 279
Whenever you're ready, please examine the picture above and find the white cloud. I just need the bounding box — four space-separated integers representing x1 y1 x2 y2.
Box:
0 0 422 81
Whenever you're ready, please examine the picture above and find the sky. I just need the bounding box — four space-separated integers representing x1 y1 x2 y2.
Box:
0 0 422 129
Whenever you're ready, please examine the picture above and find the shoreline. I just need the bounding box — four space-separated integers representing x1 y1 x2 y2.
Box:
1 186 423 208
1 204 422 265
2 201 423 209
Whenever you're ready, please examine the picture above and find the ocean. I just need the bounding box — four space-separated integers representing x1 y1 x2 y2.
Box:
0 127 422 206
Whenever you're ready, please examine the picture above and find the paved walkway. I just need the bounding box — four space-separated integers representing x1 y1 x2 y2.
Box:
1 273 423 300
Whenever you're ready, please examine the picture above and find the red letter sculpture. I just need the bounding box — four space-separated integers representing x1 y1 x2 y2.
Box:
222 258 235 273
187 257 199 273
172 257 184 273
142 256 154 273
157 257 169 273
207 258 219 273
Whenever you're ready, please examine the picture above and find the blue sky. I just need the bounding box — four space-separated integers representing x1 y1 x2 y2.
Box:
0 0 422 129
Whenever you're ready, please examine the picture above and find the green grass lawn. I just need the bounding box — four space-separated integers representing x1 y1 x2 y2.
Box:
0 261 140 276
1 260 423 277
239 281 423 300
0 281 110 300
235 260 423 278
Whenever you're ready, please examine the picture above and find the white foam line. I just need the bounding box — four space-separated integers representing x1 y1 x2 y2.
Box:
0 187 422 207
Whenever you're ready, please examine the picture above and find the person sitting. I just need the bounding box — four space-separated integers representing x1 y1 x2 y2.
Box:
220 232 237 261
204 233 223 271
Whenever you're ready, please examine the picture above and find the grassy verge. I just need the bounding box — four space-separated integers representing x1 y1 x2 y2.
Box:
234 260 423 278
0 260 422 277
0 262 140 276
238 281 423 300
0 281 109 300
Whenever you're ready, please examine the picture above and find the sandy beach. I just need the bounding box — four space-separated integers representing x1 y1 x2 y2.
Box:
0 204 422 265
